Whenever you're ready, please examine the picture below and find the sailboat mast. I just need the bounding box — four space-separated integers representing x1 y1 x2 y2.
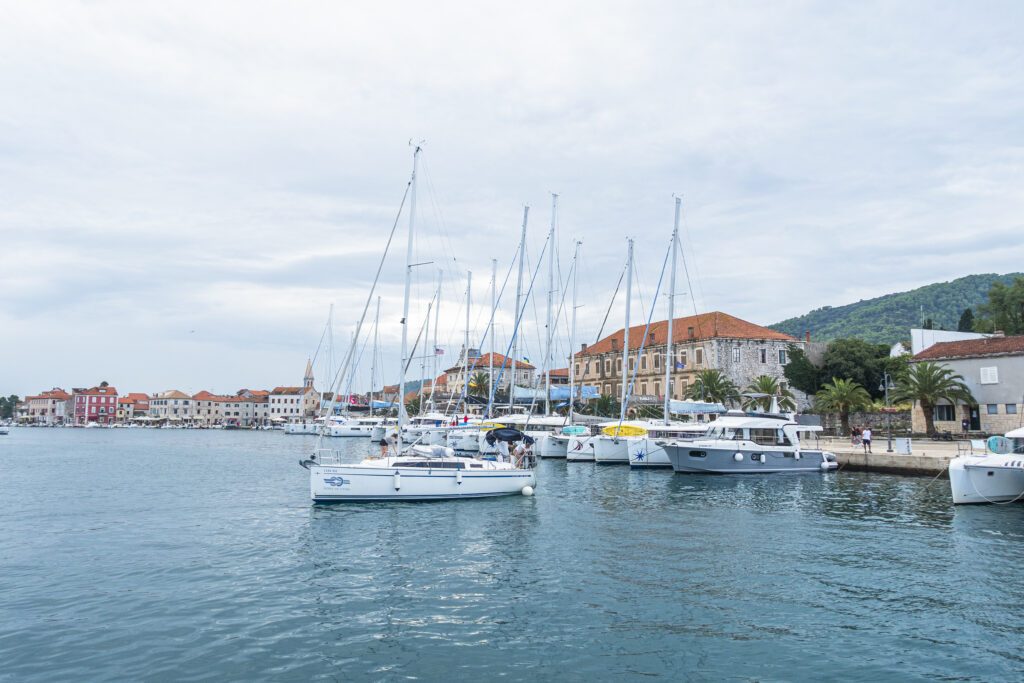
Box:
429 270 441 412
509 205 529 413
545 193 557 416
569 240 581 424
397 145 420 449
488 258 496 420
370 296 379 414
621 238 633 422
462 271 471 413
664 198 680 425
420 298 430 408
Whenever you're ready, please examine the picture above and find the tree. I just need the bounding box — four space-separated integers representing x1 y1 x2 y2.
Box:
0 395 19 419
100 381 109 388
891 361 975 436
684 369 740 407
814 379 872 435
957 308 975 332
742 375 796 412
820 338 892 399
975 276 1024 334
468 372 490 398
783 344 822 395
586 394 621 418
405 396 421 417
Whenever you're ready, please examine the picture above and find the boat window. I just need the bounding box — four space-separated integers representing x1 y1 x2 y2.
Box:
689 450 707 458
470 463 482 468
750 428 779 446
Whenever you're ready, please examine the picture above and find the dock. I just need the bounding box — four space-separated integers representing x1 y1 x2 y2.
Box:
817 437 963 477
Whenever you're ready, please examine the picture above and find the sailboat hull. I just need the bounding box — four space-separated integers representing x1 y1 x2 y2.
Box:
309 464 536 502
593 436 631 464
627 437 672 468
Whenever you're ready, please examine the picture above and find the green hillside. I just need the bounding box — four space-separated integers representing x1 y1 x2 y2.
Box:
771 273 1023 344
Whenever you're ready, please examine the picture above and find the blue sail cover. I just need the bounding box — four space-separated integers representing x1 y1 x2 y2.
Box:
549 386 600 401
668 400 726 415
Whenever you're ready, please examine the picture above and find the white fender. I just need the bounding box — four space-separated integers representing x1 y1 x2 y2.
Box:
393 471 401 490
794 451 801 460
456 468 463 485
734 452 743 462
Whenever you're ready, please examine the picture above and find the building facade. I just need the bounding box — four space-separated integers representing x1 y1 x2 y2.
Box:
25 388 70 425
444 352 536 395
71 386 119 425
573 311 803 405
116 393 150 422
149 390 195 422
910 335 1024 434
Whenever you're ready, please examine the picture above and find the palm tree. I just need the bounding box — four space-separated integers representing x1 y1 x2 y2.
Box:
405 396 421 417
586 394 621 418
742 375 797 412
891 361 975 436
814 378 872 435
468 371 490 398
684 369 740 407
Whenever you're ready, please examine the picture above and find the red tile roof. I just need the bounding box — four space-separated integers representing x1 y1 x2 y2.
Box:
271 386 305 395
27 388 70 401
913 335 1024 361
77 386 118 396
445 352 534 373
549 368 569 377
576 312 796 357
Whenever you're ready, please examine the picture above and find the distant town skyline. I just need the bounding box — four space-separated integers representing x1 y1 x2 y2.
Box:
3 2 1024 395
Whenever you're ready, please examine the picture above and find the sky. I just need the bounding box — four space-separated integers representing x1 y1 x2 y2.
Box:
2 1 1024 397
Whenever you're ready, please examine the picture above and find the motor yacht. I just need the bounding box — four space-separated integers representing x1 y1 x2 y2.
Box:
949 428 1024 504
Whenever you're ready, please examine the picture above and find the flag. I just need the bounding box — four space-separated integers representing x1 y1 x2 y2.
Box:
523 356 531 363
675 362 686 370
349 394 358 405
434 347 444 356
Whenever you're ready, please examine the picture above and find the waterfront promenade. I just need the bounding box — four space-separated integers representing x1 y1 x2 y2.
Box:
818 436 966 477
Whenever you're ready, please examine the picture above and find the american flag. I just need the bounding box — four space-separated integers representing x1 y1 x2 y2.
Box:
434 347 445 356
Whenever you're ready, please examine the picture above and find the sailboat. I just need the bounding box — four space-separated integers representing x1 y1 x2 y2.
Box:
300 146 537 502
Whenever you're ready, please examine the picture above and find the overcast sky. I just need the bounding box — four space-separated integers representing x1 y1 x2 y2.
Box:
3 1 1023 397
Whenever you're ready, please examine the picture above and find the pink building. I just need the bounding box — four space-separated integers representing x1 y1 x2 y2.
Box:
71 385 119 425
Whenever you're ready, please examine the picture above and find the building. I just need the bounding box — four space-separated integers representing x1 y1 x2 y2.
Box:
268 359 320 420
548 368 569 386
116 393 150 423
573 311 803 404
25 388 70 425
444 352 536 395
910 334 1024 434
910 328 992 355
71 385 120 425
149 390 195 422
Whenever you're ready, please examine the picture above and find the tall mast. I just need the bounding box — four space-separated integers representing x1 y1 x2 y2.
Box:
509 205 529 413
420 298 430 409
664 198 680 425
569 240 581 424
545 193 558 416
620 238 633 422
397 145 420 449
370 296 379 414
429 270 441 412
488 257 496 419
462 271 472 413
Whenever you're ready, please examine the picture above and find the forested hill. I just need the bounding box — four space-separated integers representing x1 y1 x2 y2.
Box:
770 273 1023 344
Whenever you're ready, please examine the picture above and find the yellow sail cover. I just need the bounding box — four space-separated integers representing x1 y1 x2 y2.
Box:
601 424 648 437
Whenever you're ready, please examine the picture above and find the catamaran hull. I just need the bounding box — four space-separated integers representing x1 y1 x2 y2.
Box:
538 434 568 458
593 437 631 464
949 457 1024 504
309 464 536 502
627 437 672 468
664 445 836 474
329 425 376 437
566 435 596 462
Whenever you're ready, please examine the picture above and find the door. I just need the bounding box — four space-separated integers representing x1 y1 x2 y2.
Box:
969 406 980 431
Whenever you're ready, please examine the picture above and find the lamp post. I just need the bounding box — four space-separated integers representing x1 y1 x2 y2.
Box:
879 373 896 453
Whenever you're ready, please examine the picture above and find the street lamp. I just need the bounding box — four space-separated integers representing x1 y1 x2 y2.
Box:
879 373 897 453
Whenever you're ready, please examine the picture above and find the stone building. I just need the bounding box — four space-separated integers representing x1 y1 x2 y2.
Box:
910 334 1024 434
25 388 70 425
443 351 536 395
573 311 804 406
149 389 195 422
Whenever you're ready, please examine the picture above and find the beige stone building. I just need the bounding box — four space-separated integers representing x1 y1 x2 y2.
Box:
443 351 536 395
573 311 803 404
149 390 195 421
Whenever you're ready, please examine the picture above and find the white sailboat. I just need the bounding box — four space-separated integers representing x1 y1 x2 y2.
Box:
302 146 537 502
949 428 1024 504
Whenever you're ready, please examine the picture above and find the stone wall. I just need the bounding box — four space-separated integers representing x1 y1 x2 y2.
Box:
817 410 912 435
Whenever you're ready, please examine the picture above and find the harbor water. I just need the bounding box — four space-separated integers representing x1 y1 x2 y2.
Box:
1 428 1022 681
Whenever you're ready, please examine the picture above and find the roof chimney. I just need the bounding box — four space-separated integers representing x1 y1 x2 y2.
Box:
805 330 811 343
580 343 588 352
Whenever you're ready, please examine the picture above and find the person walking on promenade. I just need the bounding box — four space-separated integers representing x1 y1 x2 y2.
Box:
961 418 970 436
862 426 873 453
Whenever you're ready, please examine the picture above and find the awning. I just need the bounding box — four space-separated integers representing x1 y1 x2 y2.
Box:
668 400 726 415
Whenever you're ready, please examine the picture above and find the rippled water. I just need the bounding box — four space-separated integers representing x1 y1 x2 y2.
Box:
1 428 1022 681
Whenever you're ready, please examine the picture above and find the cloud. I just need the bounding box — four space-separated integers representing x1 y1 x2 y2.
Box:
2 1 1024 395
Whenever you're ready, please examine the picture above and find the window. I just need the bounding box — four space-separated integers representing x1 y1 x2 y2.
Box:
641 382 648 395
986 404 999 415
759 349 767 363
980 367 999 384
732 347 741 363
604 359 611 374
679 351 687 368
687 327 695 338
779 349 787 364
1007 404 1018 414
616 358 622 372
654 381 660 395
695 349 703 365
933 405 955 421
654 354 660 369
574 363 580 376
641 355 647 370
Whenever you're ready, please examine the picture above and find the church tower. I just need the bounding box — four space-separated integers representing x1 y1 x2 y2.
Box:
303 358 314 390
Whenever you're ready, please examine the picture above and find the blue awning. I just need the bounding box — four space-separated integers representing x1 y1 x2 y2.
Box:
668 400 726 415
